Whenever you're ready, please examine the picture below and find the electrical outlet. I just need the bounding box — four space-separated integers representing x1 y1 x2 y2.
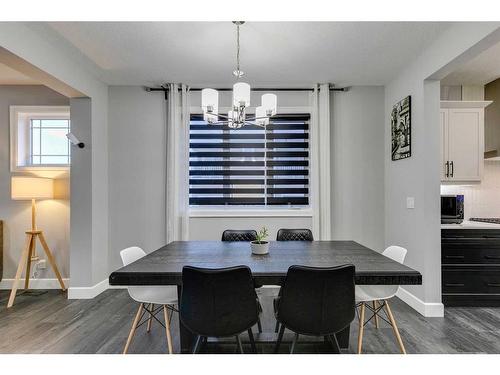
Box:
406 197 415 209
38 259 47 269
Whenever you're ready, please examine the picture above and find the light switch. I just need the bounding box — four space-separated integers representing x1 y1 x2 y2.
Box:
406 197 415 209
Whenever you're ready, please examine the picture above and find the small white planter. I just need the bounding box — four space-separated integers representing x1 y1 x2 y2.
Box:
251 241 269 255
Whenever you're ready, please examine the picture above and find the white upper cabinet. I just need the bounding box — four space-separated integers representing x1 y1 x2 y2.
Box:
440 101 492 183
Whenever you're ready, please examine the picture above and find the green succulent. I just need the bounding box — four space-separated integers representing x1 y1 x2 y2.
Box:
254 227 269 244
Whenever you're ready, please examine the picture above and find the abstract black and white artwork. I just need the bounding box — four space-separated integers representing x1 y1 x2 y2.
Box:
391 95 411 161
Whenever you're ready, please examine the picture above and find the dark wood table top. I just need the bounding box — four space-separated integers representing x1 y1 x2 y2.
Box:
109 240 422 286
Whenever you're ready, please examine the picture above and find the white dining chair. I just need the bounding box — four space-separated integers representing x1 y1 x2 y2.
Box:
355 245 407 354
120 246 178 354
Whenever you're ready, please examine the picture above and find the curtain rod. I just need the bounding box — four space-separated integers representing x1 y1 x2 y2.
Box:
145 86 349 96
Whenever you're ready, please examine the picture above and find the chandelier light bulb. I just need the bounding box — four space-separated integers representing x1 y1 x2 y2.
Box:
233 82 251 107
261 93 277 116
255 106 269 126
227 110 235 128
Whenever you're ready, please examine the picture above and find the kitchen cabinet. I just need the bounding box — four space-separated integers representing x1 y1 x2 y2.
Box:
440 101 491 182
442 228 500 306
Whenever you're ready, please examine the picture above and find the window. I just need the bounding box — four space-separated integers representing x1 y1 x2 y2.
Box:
10 106 71 171
30 119 71 165
189 113 310 207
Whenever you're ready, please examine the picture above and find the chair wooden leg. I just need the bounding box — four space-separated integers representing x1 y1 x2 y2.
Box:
123 303 143 354
373 300 379 329
236 335 244 354
248 328 257 353
274 324 285 353
384 300 406 354
290 333 299 354
357 302 366 354
274 320 280 333
257 317 262 333
163 305 174 354
147 303 154 332
7 234 33 308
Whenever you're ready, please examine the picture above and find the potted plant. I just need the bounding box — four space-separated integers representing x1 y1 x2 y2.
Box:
251 227 270 255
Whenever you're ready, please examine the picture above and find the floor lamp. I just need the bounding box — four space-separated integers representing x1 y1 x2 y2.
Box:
8 177 66 308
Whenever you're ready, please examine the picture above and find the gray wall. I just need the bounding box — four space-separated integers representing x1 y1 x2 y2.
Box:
383 23 500 313
106 86 385 274
330 86 385 252
69 97 93 287
0 85 69 282
108 86 167 273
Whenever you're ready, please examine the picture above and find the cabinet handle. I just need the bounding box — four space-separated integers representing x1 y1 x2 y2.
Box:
445 283 464 287
487 283 500 287
444 255 465 259
450 161 454 177
484 255 500 260
445 161 449 178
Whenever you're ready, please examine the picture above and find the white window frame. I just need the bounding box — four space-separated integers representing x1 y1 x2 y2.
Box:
10 105 71 172
188 105 317 218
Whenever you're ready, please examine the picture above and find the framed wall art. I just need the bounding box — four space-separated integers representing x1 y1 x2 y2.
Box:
391 95 411 161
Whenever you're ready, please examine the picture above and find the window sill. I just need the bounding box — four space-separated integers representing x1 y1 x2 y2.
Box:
13 165 70 172
189 207 313 218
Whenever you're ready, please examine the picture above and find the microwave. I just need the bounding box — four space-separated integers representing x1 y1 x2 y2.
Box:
441 195 464 224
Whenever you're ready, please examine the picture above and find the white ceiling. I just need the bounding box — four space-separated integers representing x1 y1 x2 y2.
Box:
42 22 452 87
442 41 500 85
0 62 39 84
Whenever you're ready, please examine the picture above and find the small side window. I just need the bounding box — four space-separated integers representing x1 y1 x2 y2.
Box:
10 106 70 171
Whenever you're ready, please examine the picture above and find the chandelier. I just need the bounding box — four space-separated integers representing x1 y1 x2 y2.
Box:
201 21 278 129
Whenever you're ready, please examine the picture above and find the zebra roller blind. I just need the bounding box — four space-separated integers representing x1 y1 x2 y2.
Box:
189 113 310 206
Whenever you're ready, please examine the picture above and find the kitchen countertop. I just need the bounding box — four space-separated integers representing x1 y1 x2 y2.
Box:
441 220 500 229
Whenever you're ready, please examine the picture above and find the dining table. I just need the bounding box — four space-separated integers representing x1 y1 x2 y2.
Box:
109 240 422 353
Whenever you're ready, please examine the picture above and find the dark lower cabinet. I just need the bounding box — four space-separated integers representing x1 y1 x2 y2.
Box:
442 229 500 306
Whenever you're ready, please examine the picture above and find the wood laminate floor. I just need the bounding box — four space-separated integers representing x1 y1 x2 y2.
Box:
1 288 500 354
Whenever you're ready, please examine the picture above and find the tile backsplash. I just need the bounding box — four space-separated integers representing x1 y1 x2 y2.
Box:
441 161 500 219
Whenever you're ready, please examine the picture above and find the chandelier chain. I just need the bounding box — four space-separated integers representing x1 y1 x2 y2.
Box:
236 24 240 79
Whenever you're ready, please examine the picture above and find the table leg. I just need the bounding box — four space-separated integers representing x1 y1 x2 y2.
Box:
336 324 350 349
177 285 194 353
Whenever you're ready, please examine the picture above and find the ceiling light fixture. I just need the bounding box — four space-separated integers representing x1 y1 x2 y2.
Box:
201 21 278 129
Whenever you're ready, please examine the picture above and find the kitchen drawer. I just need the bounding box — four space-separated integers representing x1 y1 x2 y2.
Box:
442 268 500 294
442 244 500 264
442 229 500 239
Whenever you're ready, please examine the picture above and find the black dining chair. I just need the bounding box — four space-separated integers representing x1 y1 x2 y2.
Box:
274 228 314 333
273 264 356 354
222 229 263 333
180 265 260 354
276 228 314 241
221 229 258 242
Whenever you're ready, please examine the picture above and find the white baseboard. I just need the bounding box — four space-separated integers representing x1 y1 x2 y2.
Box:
0 278 70 290
0 277 125 299
397 287 444 317
67 279 109 299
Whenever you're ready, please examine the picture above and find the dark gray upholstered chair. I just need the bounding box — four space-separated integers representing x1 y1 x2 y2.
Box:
222 229 263 333
276 228 314 241
222 230 258 242
274 264 356 354
180 265 260 353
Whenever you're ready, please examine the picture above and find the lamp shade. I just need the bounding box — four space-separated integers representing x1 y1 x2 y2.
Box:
11 177 54 200
262 93 277 116
233 82 251 107
201 88 218 113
